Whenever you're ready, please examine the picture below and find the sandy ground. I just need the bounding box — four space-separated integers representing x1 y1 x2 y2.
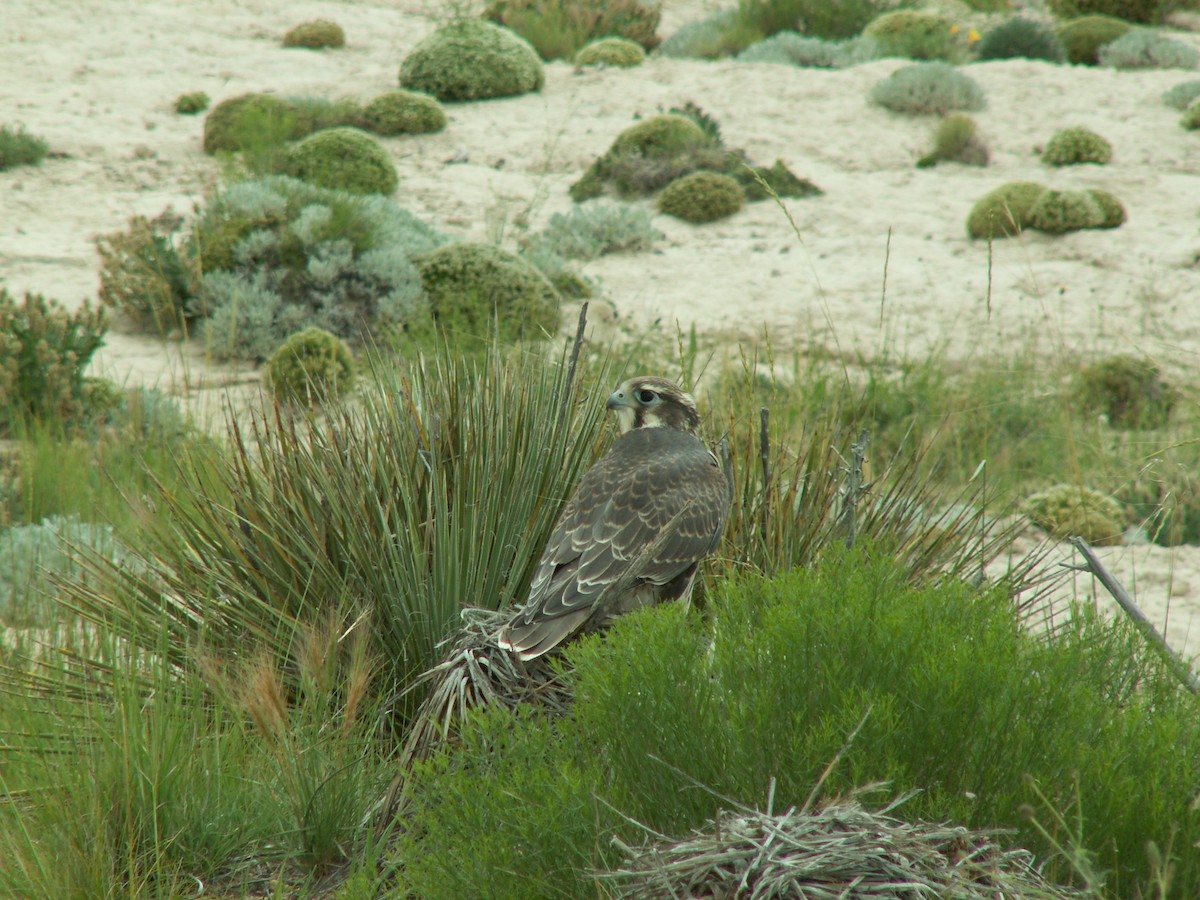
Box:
2 0 1200 662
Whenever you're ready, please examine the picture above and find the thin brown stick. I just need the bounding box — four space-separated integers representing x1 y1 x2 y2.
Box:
841 429 870 550
558 300 589 433
758 407 771 552
1067 537 1200 694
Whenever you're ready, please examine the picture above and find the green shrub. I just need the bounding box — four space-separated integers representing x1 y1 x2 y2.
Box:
658 10 754 59
737 158 823 200
264 327 355 406
965 181 1045 238
1055 15 1132 65
359 90 446 136
282 19 345 49
574 36 645 67
191 176 446 360
1046 0 1177 24
202 93 304 156
286 127 398 195
1025 188 1106 234
1098 28 1200 69
1162 78 1200 109
96 210 194 334
975 17 1066 62
862 10 958 61
0 290 107 433
399 19 544 101
1074 354 1174 429
736 31 880 66
173 91 209 115
402 553 1200 895
1041 126 1113 165
869 62 986 115
1087 188 1127 227
484 0 661 61
658 171 744 223
569 113 717 200
526 201 662 260
1183 100 1200 129
737 0 889 41
0 125 49 171
1023 483 1126 543
416 242 561 342
916 114 989 167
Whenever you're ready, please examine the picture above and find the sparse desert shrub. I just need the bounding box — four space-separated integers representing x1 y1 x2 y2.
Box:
399 19 544 101
863 10 958 61
1025 189 1106 234
737 0 889 41
1041 126 1113 165
658 10 752 59
416 242 561 342
869 62 986 115
1087 188 1127 227
265 327 355 406
96 210 194 333
0 125 49 171
916 114 989 167
1182 100 1200 129
965 181 1045 238
1120 464 1200 545
1022 483 1126 544
575 36 646 67
658 171 744 223
1055 15 1132 65
975 17 1066 62
282 19 345 49
0 290 107 433
527 201 663 259
737 159 823 200
570 113 716 200
191 176 446 360
202 93 303 155
484 0 661 61
286 127 398 195
1045 0 1177 24
1098 28 1200 69
173 91 209 115
736 32 879 67
1074 354 1175 429
359 90 446 136
1162 78 1200 108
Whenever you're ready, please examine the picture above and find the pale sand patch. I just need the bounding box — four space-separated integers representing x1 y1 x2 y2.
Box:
1 0 1198 659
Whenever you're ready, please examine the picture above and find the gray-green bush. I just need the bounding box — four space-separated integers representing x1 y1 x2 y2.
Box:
869 62 986 115
526 201 662 260
736 31 879 67
1163 78 1200 109
1098 28 1200 69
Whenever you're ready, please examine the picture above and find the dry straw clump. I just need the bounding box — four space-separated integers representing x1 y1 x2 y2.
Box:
602 790 1081 899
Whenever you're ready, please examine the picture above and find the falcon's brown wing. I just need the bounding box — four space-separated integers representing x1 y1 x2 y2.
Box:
499 426 728 660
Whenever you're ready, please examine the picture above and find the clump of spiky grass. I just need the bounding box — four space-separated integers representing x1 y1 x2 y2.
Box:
602 788 1082 899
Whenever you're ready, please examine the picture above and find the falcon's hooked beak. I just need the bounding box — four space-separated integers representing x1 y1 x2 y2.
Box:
606 387 637 434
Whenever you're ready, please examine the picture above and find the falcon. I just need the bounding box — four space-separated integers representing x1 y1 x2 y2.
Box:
497 376 729 661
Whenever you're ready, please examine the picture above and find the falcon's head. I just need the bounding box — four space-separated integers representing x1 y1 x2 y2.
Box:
606 376 701 435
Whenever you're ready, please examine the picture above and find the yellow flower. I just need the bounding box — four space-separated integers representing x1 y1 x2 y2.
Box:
950 24 960 34
968 28 981 43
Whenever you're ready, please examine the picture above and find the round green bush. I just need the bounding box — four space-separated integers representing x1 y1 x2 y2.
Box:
1074 354 1174 429
965 181 1044 238
399 20 544 102
657 171 744 223
286 128 398 195
1087 189 1127 228
174 92 210 115
282 19 345 49
1041 126 1112 166
360 90 446 136
610 114 709 157
575 37 646 68
1022 484 1126 545
1054 15 1131 65
1026 189 1105 234
203 93 301 155
265 327 355 406
416 242 561 342
862 10 956 61
975 17 1066 62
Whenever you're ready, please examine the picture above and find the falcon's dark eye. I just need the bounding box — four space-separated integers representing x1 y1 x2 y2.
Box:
637 389 657 404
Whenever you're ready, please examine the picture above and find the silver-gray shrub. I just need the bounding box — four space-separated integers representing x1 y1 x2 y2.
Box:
0 516 127 624
657 10 742 59
1098 30 1199 70
193 176 445 361
528 201 663 261
869 62 986 116
1163 79 1200 109
737 32 879 68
